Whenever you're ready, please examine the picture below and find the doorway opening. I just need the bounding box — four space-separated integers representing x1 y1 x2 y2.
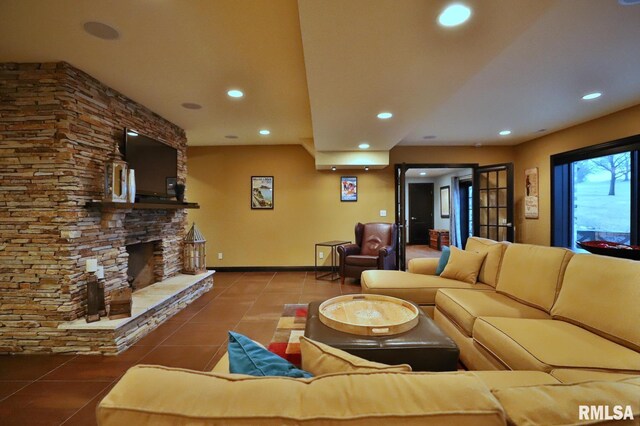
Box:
401 165 475 267
395 162 514 270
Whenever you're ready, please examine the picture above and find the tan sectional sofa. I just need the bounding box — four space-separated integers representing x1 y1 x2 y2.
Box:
97 363 640 425
362 237 640 374
361 237 508 317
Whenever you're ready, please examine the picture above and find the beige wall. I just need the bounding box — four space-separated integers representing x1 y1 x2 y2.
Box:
514 104 640 246
187 144 514 267
187 145 394 267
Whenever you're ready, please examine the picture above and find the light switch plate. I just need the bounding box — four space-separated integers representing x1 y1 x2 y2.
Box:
380 210 387 217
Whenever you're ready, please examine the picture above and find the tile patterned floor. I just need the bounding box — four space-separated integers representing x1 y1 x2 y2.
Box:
0 272 360 425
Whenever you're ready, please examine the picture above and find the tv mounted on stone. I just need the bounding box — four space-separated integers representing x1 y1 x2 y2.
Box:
124 128 178 201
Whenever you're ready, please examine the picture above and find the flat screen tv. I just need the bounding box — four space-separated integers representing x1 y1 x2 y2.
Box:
124 129 178 199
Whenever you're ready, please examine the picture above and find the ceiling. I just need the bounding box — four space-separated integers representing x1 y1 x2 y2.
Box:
1 0 640 162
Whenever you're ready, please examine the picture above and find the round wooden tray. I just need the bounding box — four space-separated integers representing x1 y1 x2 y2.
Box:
318 294 419 336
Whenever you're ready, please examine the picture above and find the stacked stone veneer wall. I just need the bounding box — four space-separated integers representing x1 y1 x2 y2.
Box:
0 62 191 353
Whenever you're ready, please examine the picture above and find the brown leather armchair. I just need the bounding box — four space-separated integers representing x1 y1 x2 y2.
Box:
337 222 398 284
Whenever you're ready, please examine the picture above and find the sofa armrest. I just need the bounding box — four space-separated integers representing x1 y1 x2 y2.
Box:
378 245 395 258
337 243 360 257
378 245 396 270
408 258 439 275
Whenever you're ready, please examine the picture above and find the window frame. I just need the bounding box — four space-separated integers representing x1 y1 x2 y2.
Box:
550 134 640 248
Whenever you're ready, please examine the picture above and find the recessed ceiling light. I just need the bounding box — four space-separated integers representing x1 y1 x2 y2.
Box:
499 130 512 136
259 129 270 135
419 172 427 176
475 143 483 148
331 166 337 171
423 135 437 140
227 89 244 98
438 4 472 27
126 130 138 136
537 128 547 133
377 112 393 120
83 21 120 40
582 92 602 100
358 143 370 149
364 166 370 171
224 135 238 139
181 102 202 110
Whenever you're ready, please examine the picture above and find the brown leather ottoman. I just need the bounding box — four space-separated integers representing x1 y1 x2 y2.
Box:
305 301 459 371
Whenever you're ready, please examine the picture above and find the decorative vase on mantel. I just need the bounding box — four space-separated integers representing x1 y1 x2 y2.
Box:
127 169 136 203
175 183 185 203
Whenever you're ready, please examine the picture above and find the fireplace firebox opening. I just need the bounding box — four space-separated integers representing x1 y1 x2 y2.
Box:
126 241 161 291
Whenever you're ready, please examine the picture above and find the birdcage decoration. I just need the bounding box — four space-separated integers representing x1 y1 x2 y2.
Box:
183 223 207 275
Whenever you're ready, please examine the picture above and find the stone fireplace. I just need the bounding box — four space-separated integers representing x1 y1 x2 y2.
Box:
0 62 213 355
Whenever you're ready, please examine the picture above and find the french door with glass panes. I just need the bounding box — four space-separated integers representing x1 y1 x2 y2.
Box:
473 163 514 242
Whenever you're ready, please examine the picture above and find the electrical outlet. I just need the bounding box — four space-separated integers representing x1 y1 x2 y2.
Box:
380 209 387 217
319 252 324 259
217 252 223 260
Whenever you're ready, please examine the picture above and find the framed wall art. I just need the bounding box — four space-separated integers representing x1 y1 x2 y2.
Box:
340 176 357 202
251 176 274 209
524 167 539 219
440 186 450 218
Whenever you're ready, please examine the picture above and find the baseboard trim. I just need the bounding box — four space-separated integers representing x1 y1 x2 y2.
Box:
208 266 333 273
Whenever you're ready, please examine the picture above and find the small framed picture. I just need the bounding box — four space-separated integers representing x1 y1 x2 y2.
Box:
341 176 357 202
251 176 274 209
166 177 177 196
440 186 450 218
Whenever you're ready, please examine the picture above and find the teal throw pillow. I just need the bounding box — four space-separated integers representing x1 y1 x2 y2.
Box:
435 246 451 276
227 331 312 378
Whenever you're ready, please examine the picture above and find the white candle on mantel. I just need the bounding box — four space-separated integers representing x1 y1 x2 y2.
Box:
86 258 98 273
96 266 104 279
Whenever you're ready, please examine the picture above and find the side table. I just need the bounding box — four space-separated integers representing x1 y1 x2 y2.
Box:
315 240 350 281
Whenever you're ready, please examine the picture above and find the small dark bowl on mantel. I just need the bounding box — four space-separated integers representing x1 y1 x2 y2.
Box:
577 241 640 261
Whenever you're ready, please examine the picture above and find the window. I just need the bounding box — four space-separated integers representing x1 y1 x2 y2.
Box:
551 135 639 250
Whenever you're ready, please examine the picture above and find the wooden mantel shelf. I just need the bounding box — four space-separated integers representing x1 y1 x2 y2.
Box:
86 201 200 210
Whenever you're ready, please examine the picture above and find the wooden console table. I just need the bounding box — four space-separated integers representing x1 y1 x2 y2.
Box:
429 229 450 251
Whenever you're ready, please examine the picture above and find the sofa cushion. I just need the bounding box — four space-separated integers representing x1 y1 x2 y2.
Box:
472 371 560 390
436 288 549 337
465 237 507 287
345 254 378 267
550 369 640 384
551 253 640 352
440 246 487 284
473 317 640 373
228 331 312 378
361 270 493 305
97 366 507 425
492 380 640 426
496 244 573 312
299 336 411 375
